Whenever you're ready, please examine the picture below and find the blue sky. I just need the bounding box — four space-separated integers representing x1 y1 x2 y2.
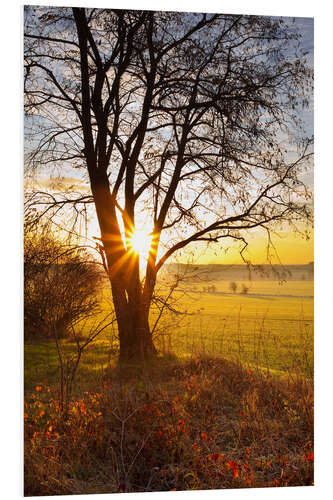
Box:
295 17 314 139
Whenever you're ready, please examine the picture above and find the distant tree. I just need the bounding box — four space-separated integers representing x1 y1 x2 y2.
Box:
229 281 237 294
240 284 249 294
24 7 313 363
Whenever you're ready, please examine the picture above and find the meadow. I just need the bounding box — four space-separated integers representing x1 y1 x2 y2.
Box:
25 275 314 392
24 269 314 495
157 279 313 376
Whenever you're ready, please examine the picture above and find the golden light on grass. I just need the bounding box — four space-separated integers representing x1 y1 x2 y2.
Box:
128 229 152 258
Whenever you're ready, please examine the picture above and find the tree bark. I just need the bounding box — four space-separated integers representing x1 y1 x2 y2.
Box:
73 8 158 363
116 300 157 364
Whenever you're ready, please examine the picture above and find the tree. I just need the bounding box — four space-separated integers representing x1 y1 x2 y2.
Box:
24 7 313 363
229 281 237 294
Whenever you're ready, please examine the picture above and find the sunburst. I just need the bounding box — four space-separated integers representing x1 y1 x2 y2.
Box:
128 229 152 257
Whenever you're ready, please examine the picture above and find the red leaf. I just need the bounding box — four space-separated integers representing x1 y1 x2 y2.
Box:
201 432 209 442
227 461 239 479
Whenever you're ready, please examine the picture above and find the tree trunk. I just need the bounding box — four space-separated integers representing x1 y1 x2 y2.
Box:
111 279 157 364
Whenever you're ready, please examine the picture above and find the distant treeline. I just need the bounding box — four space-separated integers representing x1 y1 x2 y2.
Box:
163 263 314 282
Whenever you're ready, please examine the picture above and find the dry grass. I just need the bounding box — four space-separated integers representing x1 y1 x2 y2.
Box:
24 356 313 495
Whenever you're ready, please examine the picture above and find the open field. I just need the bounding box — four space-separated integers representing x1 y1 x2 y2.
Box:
156 279 313 376
25 278 314 394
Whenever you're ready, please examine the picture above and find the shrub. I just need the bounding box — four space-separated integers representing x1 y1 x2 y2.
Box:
24 228 103 340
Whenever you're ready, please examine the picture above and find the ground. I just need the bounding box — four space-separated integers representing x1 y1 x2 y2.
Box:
24 276 314 495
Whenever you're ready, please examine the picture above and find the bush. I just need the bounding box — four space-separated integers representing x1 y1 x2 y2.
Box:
24 228 103 340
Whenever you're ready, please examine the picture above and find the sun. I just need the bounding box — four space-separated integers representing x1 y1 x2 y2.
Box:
128 229 152 257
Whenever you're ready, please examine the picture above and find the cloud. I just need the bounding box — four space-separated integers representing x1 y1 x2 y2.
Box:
25 175 90 193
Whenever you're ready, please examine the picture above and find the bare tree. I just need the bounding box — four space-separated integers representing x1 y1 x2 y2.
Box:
24 7 313 363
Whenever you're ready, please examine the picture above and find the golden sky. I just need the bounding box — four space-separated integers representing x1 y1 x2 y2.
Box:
176 228 314 266
73 204 315 267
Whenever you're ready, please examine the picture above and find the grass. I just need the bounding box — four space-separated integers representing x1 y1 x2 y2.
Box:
152 279 313 377
24 278 314 495
24 338 112 395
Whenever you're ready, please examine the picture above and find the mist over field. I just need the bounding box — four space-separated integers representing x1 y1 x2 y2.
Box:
164 263 314 282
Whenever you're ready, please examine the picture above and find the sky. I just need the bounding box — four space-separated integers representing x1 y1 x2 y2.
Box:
202 16 314 265
189 226 313 265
